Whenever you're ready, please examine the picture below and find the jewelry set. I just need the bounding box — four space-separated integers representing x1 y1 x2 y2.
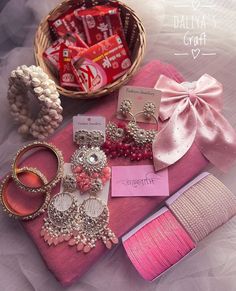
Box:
103 100 158 161
1 98 158 253
51 128 119 252
0 139 117 253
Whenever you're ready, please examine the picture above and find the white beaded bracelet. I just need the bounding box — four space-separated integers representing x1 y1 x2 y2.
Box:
7 65 63 140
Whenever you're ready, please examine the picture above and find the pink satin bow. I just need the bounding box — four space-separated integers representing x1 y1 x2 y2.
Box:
153 74 236 172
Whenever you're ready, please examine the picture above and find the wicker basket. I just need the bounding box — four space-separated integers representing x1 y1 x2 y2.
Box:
34 0 146 99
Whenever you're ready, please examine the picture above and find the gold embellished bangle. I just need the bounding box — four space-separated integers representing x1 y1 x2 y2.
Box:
0 167 50 220
12 141 64 193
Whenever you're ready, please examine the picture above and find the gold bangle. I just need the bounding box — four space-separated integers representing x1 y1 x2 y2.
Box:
11 141 64 193
0 167 50 220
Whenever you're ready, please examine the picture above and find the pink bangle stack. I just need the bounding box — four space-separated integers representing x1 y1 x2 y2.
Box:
123 173 236 281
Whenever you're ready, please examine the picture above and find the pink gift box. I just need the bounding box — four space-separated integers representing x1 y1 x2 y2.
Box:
6 60 208 285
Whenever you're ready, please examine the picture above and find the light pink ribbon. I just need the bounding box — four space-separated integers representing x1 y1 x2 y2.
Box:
153 74 236 172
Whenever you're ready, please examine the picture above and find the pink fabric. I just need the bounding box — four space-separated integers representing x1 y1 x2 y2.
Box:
12 60 207 286
153 74 236 172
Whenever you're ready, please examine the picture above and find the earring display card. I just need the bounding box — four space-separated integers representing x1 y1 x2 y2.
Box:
117 86 162 124
73 115 106 142
111 165 169 197
60 163 110 205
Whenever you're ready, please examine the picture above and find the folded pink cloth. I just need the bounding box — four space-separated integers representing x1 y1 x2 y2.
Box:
12 60 207 285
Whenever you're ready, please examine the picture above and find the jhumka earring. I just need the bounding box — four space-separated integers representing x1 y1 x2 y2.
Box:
103 102 158 161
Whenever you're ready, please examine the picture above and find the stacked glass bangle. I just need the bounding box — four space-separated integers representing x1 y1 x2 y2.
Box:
0 141 64 220
12 141 64 193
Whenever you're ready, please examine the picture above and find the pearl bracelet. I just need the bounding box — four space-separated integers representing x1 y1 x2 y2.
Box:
7 65 63 140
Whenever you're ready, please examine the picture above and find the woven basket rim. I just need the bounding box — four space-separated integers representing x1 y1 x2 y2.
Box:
34 0 146 99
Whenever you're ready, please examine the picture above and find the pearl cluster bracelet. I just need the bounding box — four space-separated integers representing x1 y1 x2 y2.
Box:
7 65 63 140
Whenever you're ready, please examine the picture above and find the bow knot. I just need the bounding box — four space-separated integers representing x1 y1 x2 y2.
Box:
188 90 198 104
153 74 236 172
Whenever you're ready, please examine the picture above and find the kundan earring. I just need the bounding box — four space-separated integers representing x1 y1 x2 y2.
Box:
41 192 79 246
119 99 132 117
127 102 158 146
103 101 158 161
143 102 156 119
68 196 118 253
74 130 104 147
71 147 111 194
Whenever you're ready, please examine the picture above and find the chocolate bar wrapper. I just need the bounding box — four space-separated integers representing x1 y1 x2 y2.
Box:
72 34 131 92
75 4 128 49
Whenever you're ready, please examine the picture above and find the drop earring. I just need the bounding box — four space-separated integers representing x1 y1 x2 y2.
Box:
41 192 79 246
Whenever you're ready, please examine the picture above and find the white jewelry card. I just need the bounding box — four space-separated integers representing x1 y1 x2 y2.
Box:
73 115 106 142
117 86 162 124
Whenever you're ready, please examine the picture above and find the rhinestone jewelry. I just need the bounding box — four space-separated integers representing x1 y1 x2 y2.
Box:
89 131 105 147
74 130 105 147
126 108 158 146
103 122 154 161
12 141 64 193
41 192 79 246
63 174 77 192
143 102 156 119
127 121 157 145
74 130 89 147
0 167 50 220
119 99 132 117
71 147 107 173
71 147 86 169
106 122 125 141
68 197 118 253
90 179 103 196
72 163 111 194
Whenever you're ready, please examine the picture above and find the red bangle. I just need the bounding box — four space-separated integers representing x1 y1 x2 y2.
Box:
0 167 50 220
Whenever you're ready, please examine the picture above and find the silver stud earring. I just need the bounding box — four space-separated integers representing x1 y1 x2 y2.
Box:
75 130 104 147
71 147 107 173
74 130 90 146
119 99 132 117
63 174 77 193
143 102 156 119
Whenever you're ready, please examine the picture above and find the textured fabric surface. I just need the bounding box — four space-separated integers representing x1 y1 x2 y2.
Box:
0 0 236 291
10 60 206 285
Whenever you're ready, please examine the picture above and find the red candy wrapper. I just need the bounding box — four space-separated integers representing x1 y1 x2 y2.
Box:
59 43 86 89
43 33 88 72
50 7 86 40
72 34 131 92
43 38 73 72
75 5 127 48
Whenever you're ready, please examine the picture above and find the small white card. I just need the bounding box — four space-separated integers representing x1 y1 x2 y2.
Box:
60 163 110 205
73 115 106 142
117 86 162 124
111 165 169 197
